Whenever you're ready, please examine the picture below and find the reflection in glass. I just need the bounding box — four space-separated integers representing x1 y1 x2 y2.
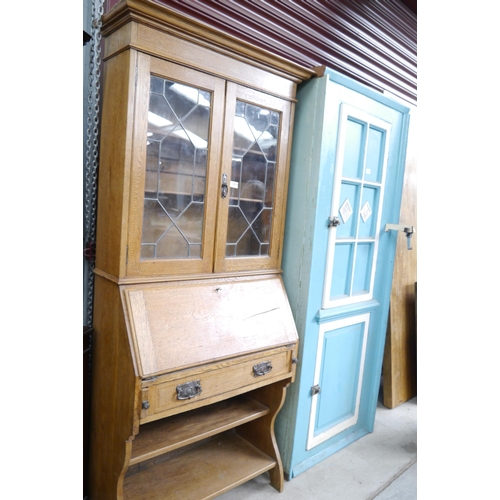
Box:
226 101 279 257
141 76 211 260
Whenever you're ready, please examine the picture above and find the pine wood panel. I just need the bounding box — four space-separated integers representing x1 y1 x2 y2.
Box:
383 107 417 408
123 432 276 500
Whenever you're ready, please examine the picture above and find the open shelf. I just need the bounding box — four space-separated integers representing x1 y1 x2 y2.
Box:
124 431 276 500
130 394 269 465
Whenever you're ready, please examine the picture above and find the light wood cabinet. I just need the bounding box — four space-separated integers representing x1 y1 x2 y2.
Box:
89 1 315 499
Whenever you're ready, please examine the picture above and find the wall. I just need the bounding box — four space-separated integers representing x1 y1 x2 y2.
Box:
103 0 416 107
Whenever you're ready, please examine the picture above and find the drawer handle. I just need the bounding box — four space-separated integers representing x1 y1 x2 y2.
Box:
176 380 202 400
253 361 272 377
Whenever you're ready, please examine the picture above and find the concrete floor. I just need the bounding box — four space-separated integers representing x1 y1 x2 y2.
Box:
218 394 417 500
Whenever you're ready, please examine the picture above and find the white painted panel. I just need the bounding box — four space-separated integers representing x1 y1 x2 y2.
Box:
307 313 370 450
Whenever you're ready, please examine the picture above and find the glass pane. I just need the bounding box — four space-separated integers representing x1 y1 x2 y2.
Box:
259 123 278 163
226 100 279 257
233 115 254 155
342 118 365 179
141 76 211 260
176 203 204 244
330 243 354 299
358 186 379 238
150 75 164 94
264 162 275 208
352 243 374 295
148 94 178 142
337 182 359 239
255 208 271 244
229 158 242 205
226 206 249 244
142 199 172 244
155 224 188 259
365 127 385 183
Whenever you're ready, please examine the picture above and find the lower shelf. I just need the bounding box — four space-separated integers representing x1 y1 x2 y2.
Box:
124 431 276 500
131 394 269 464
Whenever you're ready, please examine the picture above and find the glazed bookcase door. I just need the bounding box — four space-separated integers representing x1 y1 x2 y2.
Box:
214 83 292 273
127 53 225 277
322 104 391 309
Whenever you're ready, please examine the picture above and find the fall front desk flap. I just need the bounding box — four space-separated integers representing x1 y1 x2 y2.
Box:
121 274 298 378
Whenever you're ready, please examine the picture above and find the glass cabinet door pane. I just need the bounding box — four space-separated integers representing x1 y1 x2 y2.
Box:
141 76 211 260
226 100 279 257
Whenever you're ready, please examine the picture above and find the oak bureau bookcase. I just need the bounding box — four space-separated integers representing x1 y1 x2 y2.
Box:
89 1 315 499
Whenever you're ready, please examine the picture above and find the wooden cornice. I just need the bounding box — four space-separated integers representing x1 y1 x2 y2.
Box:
101 0 318 83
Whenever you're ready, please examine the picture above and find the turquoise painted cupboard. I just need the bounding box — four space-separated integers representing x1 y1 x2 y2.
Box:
276 68 411 478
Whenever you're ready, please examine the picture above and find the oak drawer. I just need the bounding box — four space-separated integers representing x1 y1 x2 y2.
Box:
140 346 296 423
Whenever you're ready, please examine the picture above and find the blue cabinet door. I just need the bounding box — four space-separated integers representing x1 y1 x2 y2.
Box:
276 69 410 478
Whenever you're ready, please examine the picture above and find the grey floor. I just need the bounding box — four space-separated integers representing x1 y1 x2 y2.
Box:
218 393 417 500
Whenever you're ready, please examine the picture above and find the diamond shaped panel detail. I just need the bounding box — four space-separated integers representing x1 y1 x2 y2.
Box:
360 202 372 222
339 199 353 223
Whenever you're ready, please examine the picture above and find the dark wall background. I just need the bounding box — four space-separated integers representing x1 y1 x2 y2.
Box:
151 0 417 105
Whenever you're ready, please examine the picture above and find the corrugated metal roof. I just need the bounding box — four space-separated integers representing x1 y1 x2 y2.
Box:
156 0 417 104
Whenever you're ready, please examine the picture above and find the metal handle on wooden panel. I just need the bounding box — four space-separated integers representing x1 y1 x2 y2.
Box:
253 361 273 377
385 223 415 250
176 380 202 400
221 173 228 198
328 216 340 228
